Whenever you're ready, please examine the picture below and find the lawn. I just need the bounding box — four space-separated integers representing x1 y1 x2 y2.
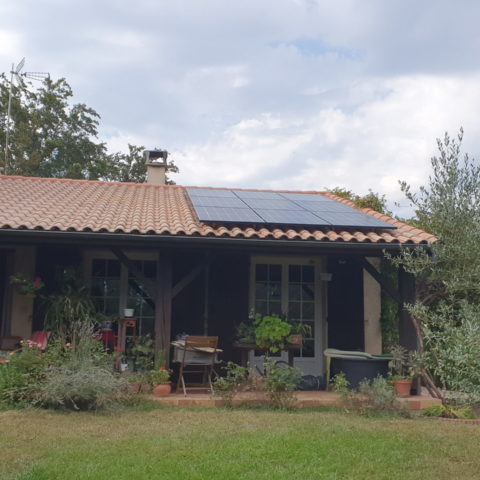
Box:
1 405 479 480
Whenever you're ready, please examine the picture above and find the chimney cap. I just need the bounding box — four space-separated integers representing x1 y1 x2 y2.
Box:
144 149 168 166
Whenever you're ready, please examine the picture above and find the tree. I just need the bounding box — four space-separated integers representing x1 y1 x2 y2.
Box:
0 75 177 183
104 144 179 184
391 129 480 401
327 187 392 216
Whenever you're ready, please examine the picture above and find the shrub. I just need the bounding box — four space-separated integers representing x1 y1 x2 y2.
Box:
213 362 248 407
35 365 126 411
264 360 301 410
358 376 408 416
424 404 476 419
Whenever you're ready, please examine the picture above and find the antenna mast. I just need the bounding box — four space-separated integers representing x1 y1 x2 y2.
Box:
3 58 49 174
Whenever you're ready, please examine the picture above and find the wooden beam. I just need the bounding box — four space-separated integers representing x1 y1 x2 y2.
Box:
154 252 173 363
172 258 210 298
358 257 402 305
127 278 155 310
110 248 157 300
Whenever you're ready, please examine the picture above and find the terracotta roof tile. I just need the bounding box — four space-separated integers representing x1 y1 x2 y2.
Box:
0 175 435 245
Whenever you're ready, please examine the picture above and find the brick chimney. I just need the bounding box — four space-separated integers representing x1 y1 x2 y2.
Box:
144 150 169 185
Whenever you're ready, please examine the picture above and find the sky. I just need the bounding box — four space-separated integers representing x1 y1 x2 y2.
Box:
1 0 480 216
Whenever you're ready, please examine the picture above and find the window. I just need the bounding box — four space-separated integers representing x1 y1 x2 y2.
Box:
89 256 156 337
252 260 317 358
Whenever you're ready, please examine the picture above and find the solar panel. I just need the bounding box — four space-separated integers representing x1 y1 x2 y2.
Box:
294 200 354 212
311 212 393 228
186 188 396 229
232 190 282 199
194 206 264 223
255 209 323 225
186 188 236 198
280 193 332 202
188 196 246 208
242 198 304 211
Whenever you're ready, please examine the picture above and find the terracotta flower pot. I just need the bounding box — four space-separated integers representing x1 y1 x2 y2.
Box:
393 379 412 397
289 334 302 346
153 383 172 397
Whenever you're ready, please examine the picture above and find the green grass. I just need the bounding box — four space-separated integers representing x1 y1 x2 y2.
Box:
0 407 479 480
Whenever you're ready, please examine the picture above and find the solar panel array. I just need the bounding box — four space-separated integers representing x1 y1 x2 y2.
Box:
186 188 396 229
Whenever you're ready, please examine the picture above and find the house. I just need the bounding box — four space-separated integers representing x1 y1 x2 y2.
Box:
0 153 435 378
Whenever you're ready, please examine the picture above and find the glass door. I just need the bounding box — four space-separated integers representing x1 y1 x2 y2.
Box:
251 258 325 376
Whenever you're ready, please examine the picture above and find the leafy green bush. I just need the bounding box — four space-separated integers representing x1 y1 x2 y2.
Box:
264 359 301 409
410 301 480 398
213 362 248 407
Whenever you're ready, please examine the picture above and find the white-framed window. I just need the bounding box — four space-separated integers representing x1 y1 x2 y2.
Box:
250 256 326 360
85 251 157 337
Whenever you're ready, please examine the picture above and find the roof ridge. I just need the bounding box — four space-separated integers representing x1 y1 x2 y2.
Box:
0 174 182 188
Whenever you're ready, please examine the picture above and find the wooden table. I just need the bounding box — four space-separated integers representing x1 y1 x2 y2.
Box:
232 341 300 368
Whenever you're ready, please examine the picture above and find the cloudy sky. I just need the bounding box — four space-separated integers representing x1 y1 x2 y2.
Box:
1 0 480 215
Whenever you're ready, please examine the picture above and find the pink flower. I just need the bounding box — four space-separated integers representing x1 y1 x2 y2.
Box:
33 277 42 287
65 343 71 347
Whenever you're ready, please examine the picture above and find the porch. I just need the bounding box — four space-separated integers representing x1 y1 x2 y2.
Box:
0 240 417 383
0 237 419 384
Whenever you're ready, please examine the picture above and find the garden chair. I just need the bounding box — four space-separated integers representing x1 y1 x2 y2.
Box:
175 336 219 396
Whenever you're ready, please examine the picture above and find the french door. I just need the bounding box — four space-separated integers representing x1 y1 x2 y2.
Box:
250 257 327 375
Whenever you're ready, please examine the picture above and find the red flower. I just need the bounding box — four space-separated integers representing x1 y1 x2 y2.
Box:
113 345 117 351
160 366 166 370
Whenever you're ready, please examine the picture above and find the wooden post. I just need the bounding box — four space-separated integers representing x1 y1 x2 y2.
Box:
203 263 210 335
398 268 418 351
155 252 173 364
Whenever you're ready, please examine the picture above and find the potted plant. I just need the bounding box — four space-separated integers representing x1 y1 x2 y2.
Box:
254 314 292 353
9 273 45 297
149 366 174 396
288 321 312 346
389 345 414 396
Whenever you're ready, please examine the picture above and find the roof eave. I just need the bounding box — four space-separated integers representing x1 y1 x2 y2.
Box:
0 228 431 254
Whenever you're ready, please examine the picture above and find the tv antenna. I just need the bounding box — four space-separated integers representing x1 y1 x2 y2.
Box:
3 58 49 174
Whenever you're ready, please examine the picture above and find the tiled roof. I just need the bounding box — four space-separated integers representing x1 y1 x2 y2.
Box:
0 175 435 245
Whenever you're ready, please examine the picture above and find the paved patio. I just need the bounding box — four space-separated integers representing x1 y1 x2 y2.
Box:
152 390 441 410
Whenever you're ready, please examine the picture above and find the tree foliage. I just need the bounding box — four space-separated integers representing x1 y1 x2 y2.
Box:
0 75 177 183
328 187 392 215
392 129 480 400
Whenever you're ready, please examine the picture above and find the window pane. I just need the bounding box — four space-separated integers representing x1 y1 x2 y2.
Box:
144 261 157 279
140 318 154 336
256 264 268 281
303 302 314 320
302 340 315 357
269 265 282 282
105 279 120 296
107 260 121 277
302 284 314 301
255 300 268 316
255 282 267 300
105 298 119 315
302 265 314 283
288 302 301 320
92 259 106 276
269 302 282 316
269 283 281 300
289 284 301 301
289 265 301 282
